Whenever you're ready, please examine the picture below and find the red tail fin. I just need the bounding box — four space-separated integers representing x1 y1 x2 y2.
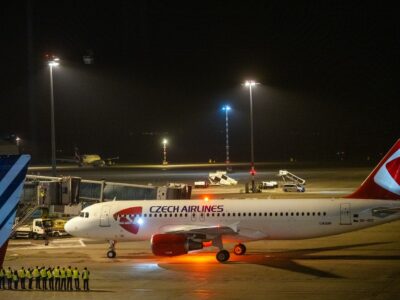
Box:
347 139 400 200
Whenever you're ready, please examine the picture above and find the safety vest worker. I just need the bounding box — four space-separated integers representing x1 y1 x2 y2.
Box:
5 268 13 289
33 266 40 289
0 268 4 289
82 267 90 291
53 266 60 290
18 267 26 289
26 268 33 289
60 268 66 291
66 267 73 290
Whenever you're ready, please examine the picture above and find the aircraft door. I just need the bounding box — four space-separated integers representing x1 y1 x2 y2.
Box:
199 213 205 222
340 203 352 225
100 205 111 227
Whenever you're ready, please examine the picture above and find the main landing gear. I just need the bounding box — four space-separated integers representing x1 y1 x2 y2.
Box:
107 240 116 258
233 243 246 256
213 237 247 263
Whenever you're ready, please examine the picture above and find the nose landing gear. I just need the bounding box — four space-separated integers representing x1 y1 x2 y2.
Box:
107 240 116 258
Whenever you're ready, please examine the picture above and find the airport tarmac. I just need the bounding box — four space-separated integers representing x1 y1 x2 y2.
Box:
3 220 400 300
3 164 399 299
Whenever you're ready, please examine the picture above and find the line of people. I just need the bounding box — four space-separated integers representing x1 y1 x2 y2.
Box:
0 266 90 291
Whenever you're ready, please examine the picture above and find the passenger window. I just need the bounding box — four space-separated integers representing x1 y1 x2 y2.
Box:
228 213 231 217
291 212 294 216
207 213 210 217
280 212 283 216
312 212 315 216
164 214 167 217
144 214 147 217
175 213 178 217
243 213 246 217
233 213 236 217
285 212 288 216
307 212 310 216
323 212 326 216
302 212 305 216
296 212 299 216
238 213 241 217
217 213 220 217
264 212 267 216
275 212 278 216
317 212 321 216
222 213 225 217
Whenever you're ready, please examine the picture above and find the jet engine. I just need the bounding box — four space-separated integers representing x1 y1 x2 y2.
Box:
151 233 203 256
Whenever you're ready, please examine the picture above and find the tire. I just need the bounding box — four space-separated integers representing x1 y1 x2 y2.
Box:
216 250 230 263
107 250 116 258
33 233 38 240
233 244 246 256
53 232 59 237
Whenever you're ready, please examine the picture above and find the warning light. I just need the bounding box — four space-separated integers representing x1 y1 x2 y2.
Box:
204 196 209 202
250 167 256 176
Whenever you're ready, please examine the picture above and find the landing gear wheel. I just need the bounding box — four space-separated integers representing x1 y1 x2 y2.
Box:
233 243 246 256
107 250 116 258
216 250 230 263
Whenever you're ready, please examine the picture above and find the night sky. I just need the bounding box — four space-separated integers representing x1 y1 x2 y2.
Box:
1 1 399 163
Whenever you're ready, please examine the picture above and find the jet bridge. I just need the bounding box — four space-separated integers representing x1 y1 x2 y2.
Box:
278 170 306 185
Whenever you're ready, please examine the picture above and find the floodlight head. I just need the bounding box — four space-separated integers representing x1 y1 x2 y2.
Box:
48 56 60 67
222 105 231 111
245 80 257 87
162 139 168 145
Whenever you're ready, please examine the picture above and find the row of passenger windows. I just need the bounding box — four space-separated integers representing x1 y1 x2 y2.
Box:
119 211 327 218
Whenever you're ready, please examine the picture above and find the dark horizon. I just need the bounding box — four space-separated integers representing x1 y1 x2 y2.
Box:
1 1 399 164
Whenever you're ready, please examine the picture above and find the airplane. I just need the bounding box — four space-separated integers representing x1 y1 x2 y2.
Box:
64 139 400 263
58 147 119 167
0 154 31 267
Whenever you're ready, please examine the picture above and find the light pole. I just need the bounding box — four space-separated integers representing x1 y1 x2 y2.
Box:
222 105 231 170
48 56 59 176
162 138 168 165
245 80 257 192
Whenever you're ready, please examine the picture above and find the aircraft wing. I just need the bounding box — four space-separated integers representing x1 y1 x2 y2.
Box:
159 223 239 239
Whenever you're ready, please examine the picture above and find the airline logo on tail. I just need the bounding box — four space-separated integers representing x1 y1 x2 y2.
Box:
113 206 143 234
0 155 31 267
347 139 400 200
374 149 400 196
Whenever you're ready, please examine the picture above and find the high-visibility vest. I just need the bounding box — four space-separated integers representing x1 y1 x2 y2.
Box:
13 274 18 282
33 268 40 278
53 268 60 278
66 268 72 277
0 269 4 277
26 270 32 279
47 270 53 279
18 269 25 278
5 270 12 279
60 269 66 278
40 269 47 278
72 269 79 279
82 270 89 280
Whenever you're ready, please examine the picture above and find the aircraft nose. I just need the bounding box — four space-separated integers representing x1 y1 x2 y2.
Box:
65 218 78 236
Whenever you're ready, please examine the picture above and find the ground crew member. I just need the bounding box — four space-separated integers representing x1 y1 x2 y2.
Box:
0 267 5 289
26 267 33 289
53 266 60 290
18 266 26 289
40 266 47 290
12 270 19 289
73 267 80 290
47 267 54 290
82 267 90 291
60 267 66 291
33 266 40 289
66 266 73 290
6 267 13 289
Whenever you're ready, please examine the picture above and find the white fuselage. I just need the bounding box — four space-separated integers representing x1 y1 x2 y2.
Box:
65 198 400 242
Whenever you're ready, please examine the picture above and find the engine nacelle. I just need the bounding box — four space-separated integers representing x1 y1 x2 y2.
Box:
151 233 203 256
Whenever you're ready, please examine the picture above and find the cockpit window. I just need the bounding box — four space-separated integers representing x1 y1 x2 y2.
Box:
80 212 85 217
85 212 89 218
